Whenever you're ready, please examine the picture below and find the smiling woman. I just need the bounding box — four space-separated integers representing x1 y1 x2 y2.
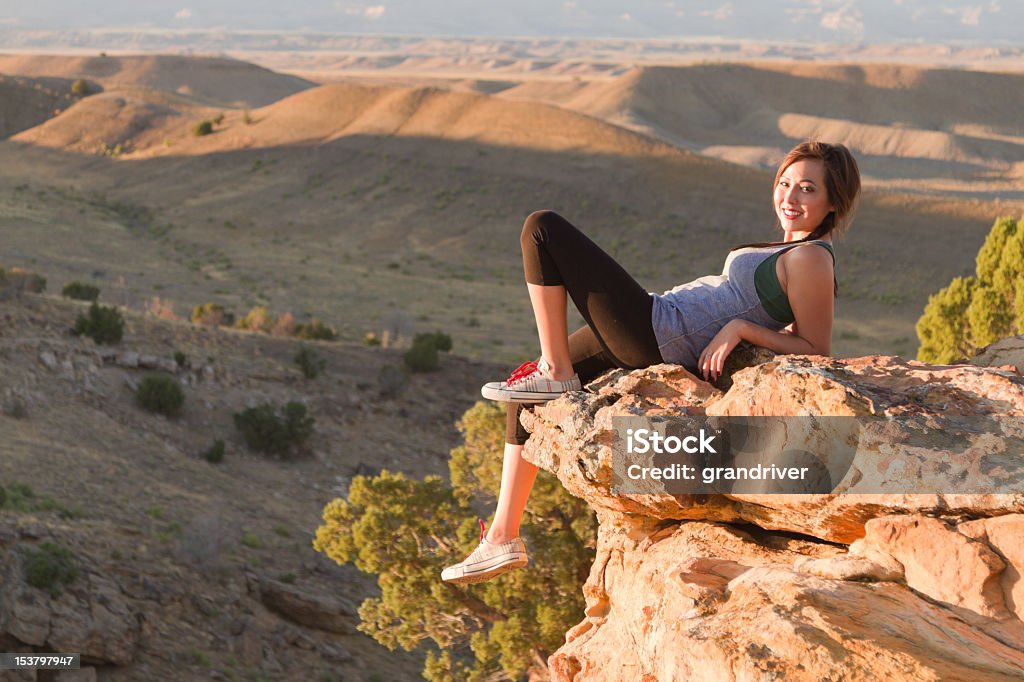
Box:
441 140 861 585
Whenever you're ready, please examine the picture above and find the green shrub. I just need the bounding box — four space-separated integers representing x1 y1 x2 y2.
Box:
72 302 124 345
403 340 438 372
294 347 325 379
202 439 225 463
403 332 452 373
415 331 453 352
241 531 262 549
233 401 314 456
193 120 214 137
136 374 185 417
22 542 79 594
62 281 100 301
295 318 337 341
70 79 91 96
916 216 1024 362
174 351 188 368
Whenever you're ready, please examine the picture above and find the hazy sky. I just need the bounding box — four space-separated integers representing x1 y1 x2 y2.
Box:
0 1 1020 42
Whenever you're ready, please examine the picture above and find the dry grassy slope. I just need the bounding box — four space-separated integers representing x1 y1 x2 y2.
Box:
12 88 212 155
0 74 78 138
0 293 497 680
0 54 314 107
1 69 1017 364
501 63 1024 195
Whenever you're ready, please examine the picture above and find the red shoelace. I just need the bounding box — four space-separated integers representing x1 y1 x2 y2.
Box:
460 518 488 560
505 360 540 386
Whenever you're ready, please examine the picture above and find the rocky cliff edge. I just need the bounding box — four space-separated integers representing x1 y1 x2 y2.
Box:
520 341 1024 681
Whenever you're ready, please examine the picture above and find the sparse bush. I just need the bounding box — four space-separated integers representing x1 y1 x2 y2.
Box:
22 542 79 594
294 347 325 379
136 374 185 417
212 112 225 125
295 318 337 341
146 296 178 320
193 120 214 137
403 340 438 372
233 401 314 457
241 531 262 549
236 306 274 333
6 268 46 294
72 302 124 345
62 281 100 301
415 331 452 352
70 79 91 96
191 302 234 326
174 351 188 368
202 439 225 463
403 331 452 373
273 312 297 337
378 364 407 398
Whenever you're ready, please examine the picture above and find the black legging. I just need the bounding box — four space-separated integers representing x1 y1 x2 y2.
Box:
506 210 663 444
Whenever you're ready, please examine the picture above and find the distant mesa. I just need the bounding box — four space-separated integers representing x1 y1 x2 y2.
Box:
0 54 314 108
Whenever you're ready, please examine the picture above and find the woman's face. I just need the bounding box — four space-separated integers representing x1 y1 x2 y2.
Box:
774 158 834 240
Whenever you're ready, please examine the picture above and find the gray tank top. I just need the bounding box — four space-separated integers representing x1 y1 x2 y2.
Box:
650 240 833 370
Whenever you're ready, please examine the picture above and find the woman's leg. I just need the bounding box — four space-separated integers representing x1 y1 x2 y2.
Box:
487 211 663 542
518 210 662 372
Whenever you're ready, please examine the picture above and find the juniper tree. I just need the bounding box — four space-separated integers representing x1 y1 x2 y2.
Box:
313 401 596 681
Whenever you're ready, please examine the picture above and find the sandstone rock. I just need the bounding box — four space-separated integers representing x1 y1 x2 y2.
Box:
957 514 1024 622
971 335 1024 374
793 555 903 582
524 355 1024 680
119 351 139 368
246 573 358 635
521 357 1024 542
0 546 138 666
38 351 57 370
855 515 1010 617
549 520 1024 682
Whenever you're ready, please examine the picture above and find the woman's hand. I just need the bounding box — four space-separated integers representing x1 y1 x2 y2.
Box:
698 320 745 382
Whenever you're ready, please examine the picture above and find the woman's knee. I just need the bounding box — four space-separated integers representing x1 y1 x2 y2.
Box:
521 209 566 248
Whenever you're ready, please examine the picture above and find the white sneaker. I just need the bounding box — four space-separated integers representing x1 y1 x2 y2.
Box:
441 521 529 585
481 358 582 403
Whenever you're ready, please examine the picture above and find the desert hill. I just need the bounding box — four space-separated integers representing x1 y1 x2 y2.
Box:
13 80 681 161
0 54 314 107
499 62 1024 197
0 74 78 138
0 291 496 680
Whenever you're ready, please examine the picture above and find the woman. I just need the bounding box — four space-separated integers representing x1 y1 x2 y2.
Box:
441 140 861 584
